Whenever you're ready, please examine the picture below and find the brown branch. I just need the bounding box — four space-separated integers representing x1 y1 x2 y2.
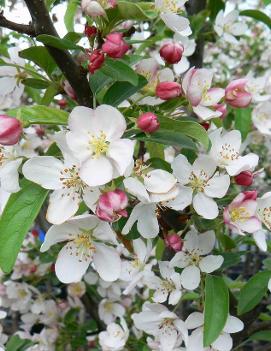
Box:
0 11 35 35
23 0 93 107
0 1 93 107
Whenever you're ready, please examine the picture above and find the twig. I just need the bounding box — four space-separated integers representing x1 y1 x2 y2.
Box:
0 11 35 35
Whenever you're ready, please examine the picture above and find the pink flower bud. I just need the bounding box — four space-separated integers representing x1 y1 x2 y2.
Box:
214 103 227 119
137 112 160 133
88 49 105 74
156 81 182 100
159 42 184 64
0 115 22 145
243 190 258 201
102 32 130 59
235 171 254 186
165 234 183 252
225 78 252 108
96 189 128 222
84 25 97 38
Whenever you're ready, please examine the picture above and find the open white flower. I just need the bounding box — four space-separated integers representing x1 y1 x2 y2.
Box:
99 318 129 351
120 238 156 294
40 214 121 284
214 10 247 44
66 105 135 187
252 101 271 136
209 128 259 176
170 229 223 290
122 168 184 238
132 302 188 351
0 47 25 110
98 298 125 325
172 154 230 219
185 312 244 351
155 0 191 36
147 261 183 305
23 132 92 224
0 145 22 193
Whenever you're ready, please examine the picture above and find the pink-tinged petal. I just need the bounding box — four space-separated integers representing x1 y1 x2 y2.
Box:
192 105 222 121
202 87 225 106
187 69 213 106
238 217 262 234
182 67 195 95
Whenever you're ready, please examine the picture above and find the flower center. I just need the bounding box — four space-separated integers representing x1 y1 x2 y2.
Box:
230 207 250 222
161 279 175 292
219 143 239 164
189 173 206 192
60 165 86 191
189 251 201 265
159 0 179 12
67 232 96 263
89 132 109 158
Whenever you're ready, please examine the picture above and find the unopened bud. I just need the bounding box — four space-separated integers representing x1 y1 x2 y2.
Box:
137 112 160 133
156 81 182 100
102 32 130 59
88 49 105 74
96 189 128 222
160 42 184 64
235 171 254 186
0 115 22 145
85 25 97 38
165 234 183 252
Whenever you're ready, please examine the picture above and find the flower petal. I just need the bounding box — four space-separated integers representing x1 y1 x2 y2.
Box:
22 156 63 190
93 243 121 281
180 265 201 290
55 242 91 283
79 156 113 187
193 193 219 219
199 255 224 273
107 139 135 176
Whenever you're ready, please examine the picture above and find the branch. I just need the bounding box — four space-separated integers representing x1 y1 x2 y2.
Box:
23 0 93 107
0 11 35 35
0 0 94 107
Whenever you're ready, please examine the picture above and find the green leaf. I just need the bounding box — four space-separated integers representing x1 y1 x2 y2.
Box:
64 0 79 32
7 105 68 126
238 271 271 315
240 10 271 29
19 46 57 76
235 107 252 140
89 70 113 95
204 275 229 347
36 34 82 50
208 0 225 20
0 179 49 273
22 78 50 89
6 336 34 351
159 117 210 149
116 1 157 20
249 330 271 341
100 58 139 86
136 130 197 150
41 84 59 105
45 0 57 9
102 75 148 106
